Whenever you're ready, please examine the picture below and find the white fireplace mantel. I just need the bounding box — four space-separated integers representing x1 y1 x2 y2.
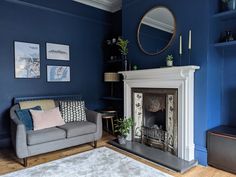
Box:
119 66 200 161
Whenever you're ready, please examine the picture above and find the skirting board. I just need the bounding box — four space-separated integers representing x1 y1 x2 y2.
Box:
195 145 207 166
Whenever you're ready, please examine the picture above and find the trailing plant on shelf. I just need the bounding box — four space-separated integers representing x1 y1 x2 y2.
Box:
117 37 129 70
166 55 174 67
115 117 134 144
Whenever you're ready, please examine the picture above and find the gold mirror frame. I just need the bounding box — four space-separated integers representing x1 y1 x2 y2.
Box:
137 6 177 56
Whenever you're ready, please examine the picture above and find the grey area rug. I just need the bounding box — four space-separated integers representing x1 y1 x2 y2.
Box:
1 147 173 177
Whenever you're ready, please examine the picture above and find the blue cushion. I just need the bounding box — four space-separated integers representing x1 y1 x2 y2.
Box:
15 106 42 131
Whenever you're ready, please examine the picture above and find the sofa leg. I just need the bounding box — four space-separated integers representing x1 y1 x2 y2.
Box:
23 158 28 167
94 141 97 148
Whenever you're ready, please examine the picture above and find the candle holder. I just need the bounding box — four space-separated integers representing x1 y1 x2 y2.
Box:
179 54 182 66
188 30 192 65
188 49 191 65
179 34 183 66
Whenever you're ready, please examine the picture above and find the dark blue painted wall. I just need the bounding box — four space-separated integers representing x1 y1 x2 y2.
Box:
0 0 231 167
222 48 236 126
220 18 236 126
122 0 222 165
0 0 113 145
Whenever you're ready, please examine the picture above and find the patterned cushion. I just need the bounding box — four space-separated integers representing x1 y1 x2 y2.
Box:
59 101 86 123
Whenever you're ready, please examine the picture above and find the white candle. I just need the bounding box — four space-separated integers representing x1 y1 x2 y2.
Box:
179 35 182 55
188 30 192 50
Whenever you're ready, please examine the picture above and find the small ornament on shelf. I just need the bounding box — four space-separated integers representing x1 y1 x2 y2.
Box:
220 0 236 12
133 65 138 70
166 55 174 67
225 31 234 42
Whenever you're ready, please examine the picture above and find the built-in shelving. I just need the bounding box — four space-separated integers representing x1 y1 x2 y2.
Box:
214 40 236 47
213 10 236 20
106 59 123 63
101 97 123 101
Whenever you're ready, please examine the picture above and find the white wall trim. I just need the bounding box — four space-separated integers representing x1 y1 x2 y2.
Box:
119 66 200 161
73 0 121 13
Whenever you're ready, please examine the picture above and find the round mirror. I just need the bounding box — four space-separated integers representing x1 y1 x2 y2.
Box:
137 7 176 55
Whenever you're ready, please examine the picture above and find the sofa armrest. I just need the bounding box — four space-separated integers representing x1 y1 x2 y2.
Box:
85 109 102 140
10 105 28 158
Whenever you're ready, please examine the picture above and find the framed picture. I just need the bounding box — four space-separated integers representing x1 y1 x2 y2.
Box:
47 65 70 82
46 43 70 61
14 41 40 78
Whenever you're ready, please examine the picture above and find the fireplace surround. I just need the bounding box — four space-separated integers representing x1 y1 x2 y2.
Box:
119 66 200 161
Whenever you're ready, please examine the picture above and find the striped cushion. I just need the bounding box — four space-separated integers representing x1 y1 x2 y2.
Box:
59 101 86 123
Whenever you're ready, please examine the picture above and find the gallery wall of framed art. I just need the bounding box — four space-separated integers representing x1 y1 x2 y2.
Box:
14 41 71 82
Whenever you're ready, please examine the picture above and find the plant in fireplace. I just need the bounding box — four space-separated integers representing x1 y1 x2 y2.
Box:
115 117 134 144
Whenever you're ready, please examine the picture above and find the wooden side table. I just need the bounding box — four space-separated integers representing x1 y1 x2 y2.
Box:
101 110 118 135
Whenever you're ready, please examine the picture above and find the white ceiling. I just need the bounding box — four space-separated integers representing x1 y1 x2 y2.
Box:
142 8 175 33
73 0 122 12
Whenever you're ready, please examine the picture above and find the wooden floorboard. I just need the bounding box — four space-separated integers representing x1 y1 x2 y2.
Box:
0 132 235 177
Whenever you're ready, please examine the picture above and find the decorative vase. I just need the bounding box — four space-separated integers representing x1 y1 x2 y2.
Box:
228 0 236 10
118 135 126 144
122 55 128 71
221 0 236 11
167 60 173 67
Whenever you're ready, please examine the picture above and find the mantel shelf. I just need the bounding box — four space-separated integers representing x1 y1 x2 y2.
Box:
214 41 236 47
213 10 236 20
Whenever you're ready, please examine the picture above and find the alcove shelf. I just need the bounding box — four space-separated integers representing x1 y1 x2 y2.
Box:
101 96 123 101
213 10 236 20
214 40 236 47
106 59 123 64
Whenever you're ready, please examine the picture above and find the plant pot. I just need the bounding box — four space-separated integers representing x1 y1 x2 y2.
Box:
118 135 126 144
167 60 173 67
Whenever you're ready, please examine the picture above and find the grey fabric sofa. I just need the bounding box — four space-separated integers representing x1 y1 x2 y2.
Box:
10 95 102 167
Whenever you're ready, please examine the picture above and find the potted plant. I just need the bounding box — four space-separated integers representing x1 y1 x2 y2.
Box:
221 0 236 11
115 117 134 144
117 37 129 71
166 55 174 67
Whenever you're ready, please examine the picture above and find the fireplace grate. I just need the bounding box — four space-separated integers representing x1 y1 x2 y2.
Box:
141 126 175 154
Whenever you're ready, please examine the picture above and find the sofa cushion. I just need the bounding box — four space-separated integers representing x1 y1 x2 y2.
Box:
59 100 86 123
30 107 65 131
27 127 66 146
15 106 42 131
58 122 96 138
19 99 56 111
